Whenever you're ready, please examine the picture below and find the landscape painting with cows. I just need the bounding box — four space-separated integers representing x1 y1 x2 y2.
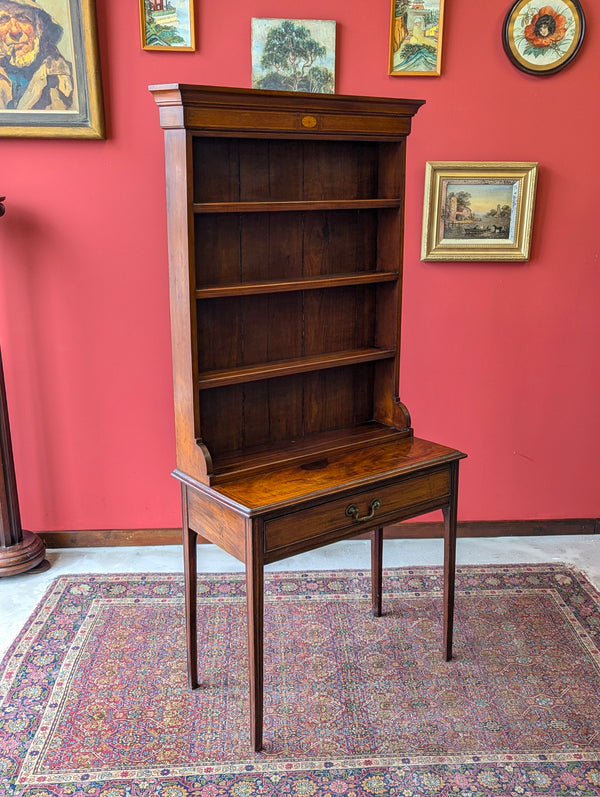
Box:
439 180 518 242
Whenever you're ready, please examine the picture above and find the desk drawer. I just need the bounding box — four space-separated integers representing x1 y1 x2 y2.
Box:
263 468 450 555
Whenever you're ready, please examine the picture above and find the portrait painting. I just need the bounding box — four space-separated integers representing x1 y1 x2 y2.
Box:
0 0 104 138
139 0 195 51
421 162 539 262
389 0 445 76
503 0 585 75
251 18 336 94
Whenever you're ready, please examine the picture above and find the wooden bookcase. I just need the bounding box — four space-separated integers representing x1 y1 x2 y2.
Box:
151 84 466 751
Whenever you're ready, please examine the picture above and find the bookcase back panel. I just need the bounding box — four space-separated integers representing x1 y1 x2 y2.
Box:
195 294 302 372
377 142 405 197
196 287 378 373
193 139 386 203
302 211 379 277
301 141 379 201
303 365 372 434
195 211 381 287
303 286 375 354
199 364 376 459
239 141 304 202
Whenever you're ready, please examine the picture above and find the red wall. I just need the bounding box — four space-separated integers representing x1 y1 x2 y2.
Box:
1 0 598 532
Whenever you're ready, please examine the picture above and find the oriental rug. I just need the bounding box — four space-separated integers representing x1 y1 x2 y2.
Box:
2 565 600 797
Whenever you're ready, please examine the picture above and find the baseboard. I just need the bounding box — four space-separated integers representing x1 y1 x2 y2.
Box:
38 518 599 548
379 518 599 539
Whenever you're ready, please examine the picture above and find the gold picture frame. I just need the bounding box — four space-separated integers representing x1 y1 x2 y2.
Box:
140 0 195 51
389 0 445 77
421 162 538 262
0 0 104 139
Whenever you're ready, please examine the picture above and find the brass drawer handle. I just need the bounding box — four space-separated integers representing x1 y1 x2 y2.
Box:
345 498 382 522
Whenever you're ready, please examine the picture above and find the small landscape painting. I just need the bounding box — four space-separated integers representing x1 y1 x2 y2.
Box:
390 0 445 76
140 0 195 51
440 180 517 242
421 162 538 262
251 18 336 94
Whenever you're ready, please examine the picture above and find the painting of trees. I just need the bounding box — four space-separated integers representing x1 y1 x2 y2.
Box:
252 19 336 94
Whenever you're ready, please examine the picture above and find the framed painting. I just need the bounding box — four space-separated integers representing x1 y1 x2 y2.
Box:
140 0 195 51
0 0 104 138
251 18 336 93
421 162 539 262
389 0 445 76
503 0 585 75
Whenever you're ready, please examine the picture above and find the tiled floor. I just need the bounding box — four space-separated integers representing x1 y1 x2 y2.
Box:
1 534 599 660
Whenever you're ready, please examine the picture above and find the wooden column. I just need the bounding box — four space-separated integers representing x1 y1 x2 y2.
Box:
0 196 49 577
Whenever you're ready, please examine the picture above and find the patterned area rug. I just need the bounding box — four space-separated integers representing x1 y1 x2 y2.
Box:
2 565 600 796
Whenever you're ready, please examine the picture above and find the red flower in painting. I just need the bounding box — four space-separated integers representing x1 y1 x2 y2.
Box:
524 6 567 47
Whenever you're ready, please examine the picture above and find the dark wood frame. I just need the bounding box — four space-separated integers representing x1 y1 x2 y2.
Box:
502 0 585 76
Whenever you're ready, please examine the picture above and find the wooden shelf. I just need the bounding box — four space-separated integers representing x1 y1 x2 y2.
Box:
207 422 411 482
151 84 424 485
196 271 398 299
193 199 402 214
198 348 396 390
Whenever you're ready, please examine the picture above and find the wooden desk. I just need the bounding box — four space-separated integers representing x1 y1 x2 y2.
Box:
150 84 467 752
179 435 465 751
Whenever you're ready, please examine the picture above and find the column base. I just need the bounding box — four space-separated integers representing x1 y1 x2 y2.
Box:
0 530 49 577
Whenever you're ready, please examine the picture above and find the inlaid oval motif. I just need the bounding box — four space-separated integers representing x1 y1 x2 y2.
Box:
301 115 317 128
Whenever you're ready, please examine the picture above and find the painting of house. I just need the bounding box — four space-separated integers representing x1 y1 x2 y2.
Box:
390 0 444 75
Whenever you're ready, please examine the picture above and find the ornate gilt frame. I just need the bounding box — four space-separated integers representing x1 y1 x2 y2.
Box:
421 162 538 262
0 0 104 139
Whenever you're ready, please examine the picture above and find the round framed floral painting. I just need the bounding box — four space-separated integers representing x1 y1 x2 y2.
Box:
503 0 585 75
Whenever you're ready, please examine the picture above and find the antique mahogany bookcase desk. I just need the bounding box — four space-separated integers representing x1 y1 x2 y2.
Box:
150 84 466 751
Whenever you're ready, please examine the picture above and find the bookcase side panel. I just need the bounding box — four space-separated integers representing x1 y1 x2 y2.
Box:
165 128 210 481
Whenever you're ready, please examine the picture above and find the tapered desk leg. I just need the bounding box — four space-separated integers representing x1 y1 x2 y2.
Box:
442 460 460 662
182 486 199 689
246 528 264 752
370 527 383 617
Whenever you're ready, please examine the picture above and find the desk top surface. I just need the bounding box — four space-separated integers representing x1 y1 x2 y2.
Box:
201 436 466 512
